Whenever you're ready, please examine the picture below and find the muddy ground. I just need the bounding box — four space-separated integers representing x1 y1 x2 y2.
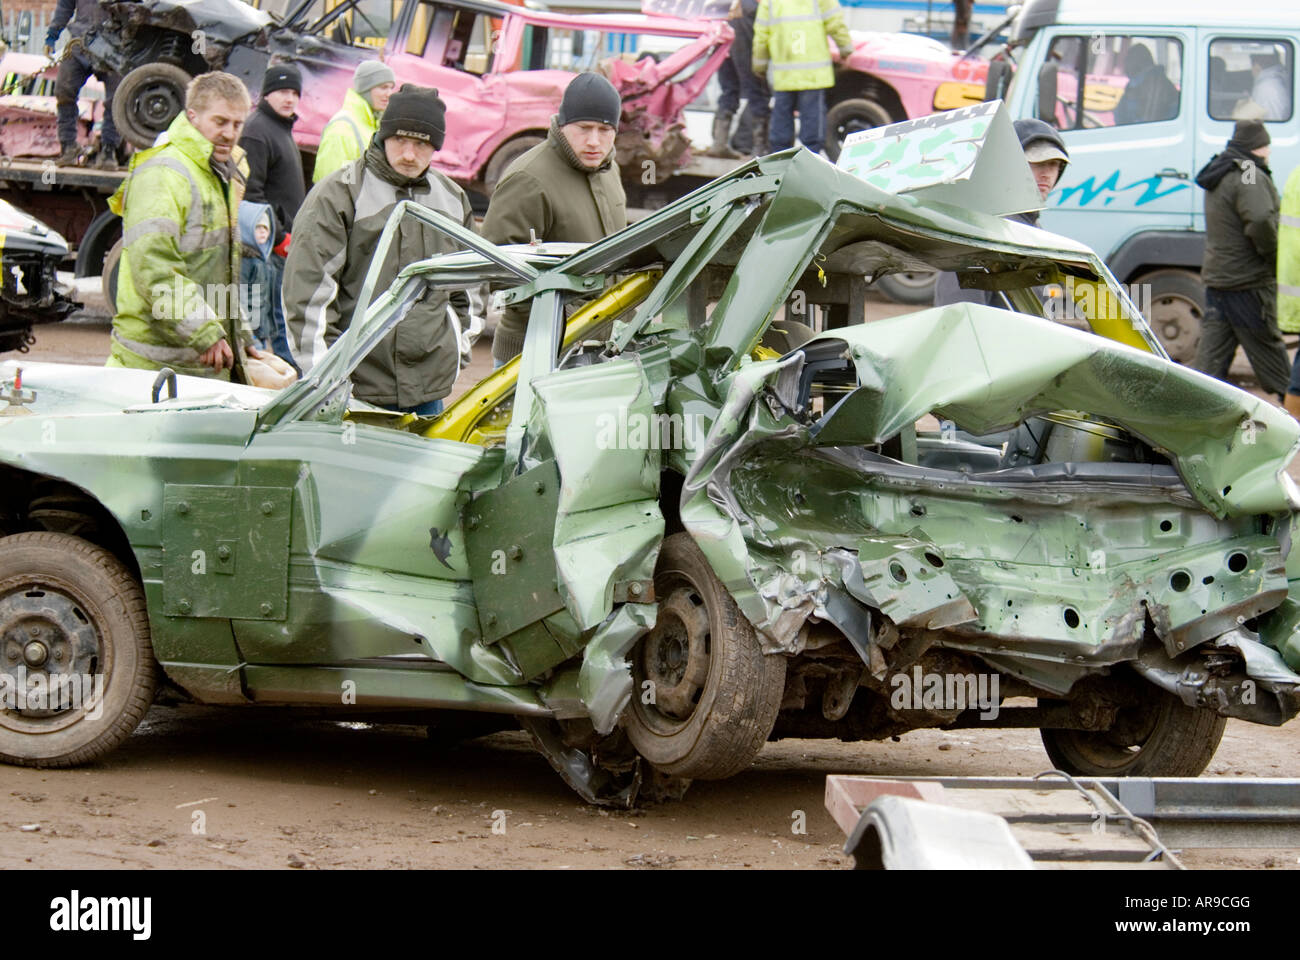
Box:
4 308 1299 870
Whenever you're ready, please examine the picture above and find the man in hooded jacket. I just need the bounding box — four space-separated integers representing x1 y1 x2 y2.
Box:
283 84 477 415
932 118 1069 308
1192 119 1289 401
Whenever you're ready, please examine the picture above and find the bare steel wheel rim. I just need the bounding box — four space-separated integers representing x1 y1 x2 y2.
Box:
0 579 107 736
631 586 712 734
1058 699 1160 770
1152 292 1202 358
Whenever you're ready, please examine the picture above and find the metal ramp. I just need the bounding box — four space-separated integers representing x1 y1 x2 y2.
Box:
825 772 1300 869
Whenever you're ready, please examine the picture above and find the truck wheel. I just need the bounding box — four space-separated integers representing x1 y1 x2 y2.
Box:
113 63 192 151
623 533 786 780
1137 269 1203 363
101 238 122 313
825 97 893 163
484 135 543 194
876 270 938 305
1040 686 1225 777
0 532 157 767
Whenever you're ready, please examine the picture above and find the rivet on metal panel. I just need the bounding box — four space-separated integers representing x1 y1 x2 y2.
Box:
508 545 523 560
259 602 273 616
629 582 644 597
176 501 190 515
217 545 231 560
177 599 192 614
260 501 274 515
534 481 545 495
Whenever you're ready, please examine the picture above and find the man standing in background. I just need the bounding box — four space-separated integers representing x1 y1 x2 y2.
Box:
313 61 396 182
752 0 852 157
46 0 122 168
1192 120 1290 403
240 63 306 369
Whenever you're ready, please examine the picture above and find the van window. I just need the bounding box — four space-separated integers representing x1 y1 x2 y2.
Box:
1208 38 1293 122
1043 34 1182 131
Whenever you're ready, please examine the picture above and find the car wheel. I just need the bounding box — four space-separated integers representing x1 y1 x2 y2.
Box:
1137 268 1204 364
0 532 156 766
623 533 786 780
101 238 122 314
825 97 894 163
112 63 193 151
1040 685 1225 777
484 135 543 194
74 210 121 280
875 270 938 305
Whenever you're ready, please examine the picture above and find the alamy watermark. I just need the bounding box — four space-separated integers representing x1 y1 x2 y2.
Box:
594 407 707 451
1043 276 1152 325
0 669 103 718
889 665 1000 720
150 279 263 323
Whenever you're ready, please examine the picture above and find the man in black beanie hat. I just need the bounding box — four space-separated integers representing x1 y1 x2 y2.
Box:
1192 119 1290 402
240 63 308 368
284 84 482 416
483 71 627 365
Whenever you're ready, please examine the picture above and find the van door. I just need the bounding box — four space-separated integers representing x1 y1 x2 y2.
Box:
1032 29 1197 264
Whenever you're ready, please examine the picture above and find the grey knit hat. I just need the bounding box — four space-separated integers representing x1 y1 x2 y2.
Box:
353 61 396 95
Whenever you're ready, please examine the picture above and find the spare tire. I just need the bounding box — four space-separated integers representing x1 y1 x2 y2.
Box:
113 63 192 150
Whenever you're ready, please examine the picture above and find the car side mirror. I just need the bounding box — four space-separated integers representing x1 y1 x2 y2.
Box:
1037 61 1059 123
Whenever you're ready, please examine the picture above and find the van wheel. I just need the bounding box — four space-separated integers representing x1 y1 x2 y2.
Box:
0 532 156 766
623 533 785 780
1040 686 1225 777
1138 269 1204 363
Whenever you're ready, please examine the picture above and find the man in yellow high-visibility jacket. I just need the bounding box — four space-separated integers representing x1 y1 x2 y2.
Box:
752 0 852 157
1280 164 1300 417
109 72 267 381
313 61 396 183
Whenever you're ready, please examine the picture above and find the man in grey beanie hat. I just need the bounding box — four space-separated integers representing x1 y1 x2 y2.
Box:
313 60 397 182
482 72 627 364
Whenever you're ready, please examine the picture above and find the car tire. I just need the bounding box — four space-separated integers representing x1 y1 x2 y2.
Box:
825 97 894 163
74 210 121 280
623 533 786 780
483 134 544 194
875 270 938 305
0 532 157 767
113 62 193 151
101 238 122 314
1039 684 1226 777
1136 268 1204 364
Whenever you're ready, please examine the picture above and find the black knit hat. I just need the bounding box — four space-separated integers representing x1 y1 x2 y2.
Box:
558 72 621 130
378 84 447 150
262 64 302 96
1229 119 1270 152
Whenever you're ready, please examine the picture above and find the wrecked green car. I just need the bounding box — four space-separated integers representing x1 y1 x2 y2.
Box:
2 105 1299 805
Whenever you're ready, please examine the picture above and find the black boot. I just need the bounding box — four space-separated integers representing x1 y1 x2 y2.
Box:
750 118 770 157
56 142 79 165
730 102 755 155
704 110 741 158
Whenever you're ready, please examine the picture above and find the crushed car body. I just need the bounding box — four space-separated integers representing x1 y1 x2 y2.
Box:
1 104 1298 805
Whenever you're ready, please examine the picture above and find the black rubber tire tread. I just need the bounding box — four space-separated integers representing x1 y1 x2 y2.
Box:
624 533 786 780
101 238 122 314
0 531 156 767
112 62 193 151
1040 686 1226 777
825 96 893 162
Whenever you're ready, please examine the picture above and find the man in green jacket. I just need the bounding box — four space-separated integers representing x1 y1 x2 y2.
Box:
752 0 852 156
109 72 265 381
312 61 396 183
1192 120 1290 403
1280 164 1300 417
482 72 627 364
284 84 479 415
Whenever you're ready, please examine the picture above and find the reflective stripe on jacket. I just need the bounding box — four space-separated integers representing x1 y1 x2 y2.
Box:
753 0 852 92
108 112 248 380
313 89 378 183
1280 166 1300 333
